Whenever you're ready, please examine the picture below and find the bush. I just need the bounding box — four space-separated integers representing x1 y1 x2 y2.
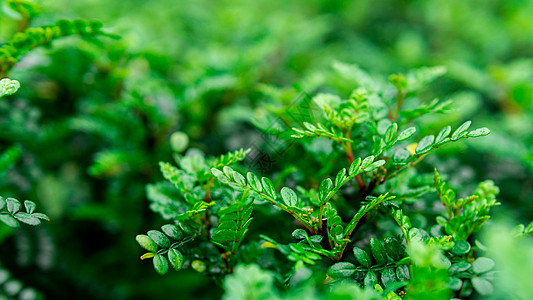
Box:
1 0 533 299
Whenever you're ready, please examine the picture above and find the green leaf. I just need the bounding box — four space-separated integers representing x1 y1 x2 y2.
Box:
0 198 4 210
169 131 189 153
393 148 411 165
168 249 184 271
14 212 41 226
397 127 416 141
261 177 276 200
319 178 333 203
0 214 19 228
381 267 397 287
161 224 183 240
447 277 462 291
247 172 262 193
451 121 472 141
361 156 375 169
328 262 356 278
435 126 451 144
32 213 50 220
335 168 346 187
292 229 307 240
472 257 495 274
395 265 410 281
147 230 171 248
364 270 378 287
384 237 403 261
451 240 471 255
415 135 435 155
212 229 235 242
385 123 398 144
280 187 297 207
467 127 490 138
0 78 21 98
136 234 158 252
23 200 36 214
370 238 388 265
153 254 169 275
6 198 21 214
349 158 362 176
471 277 493 296
353 247 371 268
363 160 385 172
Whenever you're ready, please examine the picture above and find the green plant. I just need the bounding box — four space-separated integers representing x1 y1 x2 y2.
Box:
135 65 523 299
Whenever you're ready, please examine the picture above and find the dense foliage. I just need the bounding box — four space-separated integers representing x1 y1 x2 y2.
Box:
1 0 533 299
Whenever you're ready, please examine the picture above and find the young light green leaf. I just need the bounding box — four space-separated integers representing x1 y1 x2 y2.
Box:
451 121 472 141
153 254 169 275
280 187 297 207
0 78 21 98
472 277 493 296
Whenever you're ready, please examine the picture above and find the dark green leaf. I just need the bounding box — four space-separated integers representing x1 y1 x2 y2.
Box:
451 240 471 255
381 267 397 287
168 249 184 271
261 177 276 200
161 224 183 240
147 230 171 248
370 238 388 265
319 178 333 203
353 247 371 268
393 148 411 165
327 262 356 278
212 229 235 242
447 277 463 291
395 265 410 281
384 237 403 261
281 187 297 207
292 229 308 240
153 254 169 275
364 270 378 287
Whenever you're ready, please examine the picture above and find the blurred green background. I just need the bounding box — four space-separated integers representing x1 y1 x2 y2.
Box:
1 0 533 299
